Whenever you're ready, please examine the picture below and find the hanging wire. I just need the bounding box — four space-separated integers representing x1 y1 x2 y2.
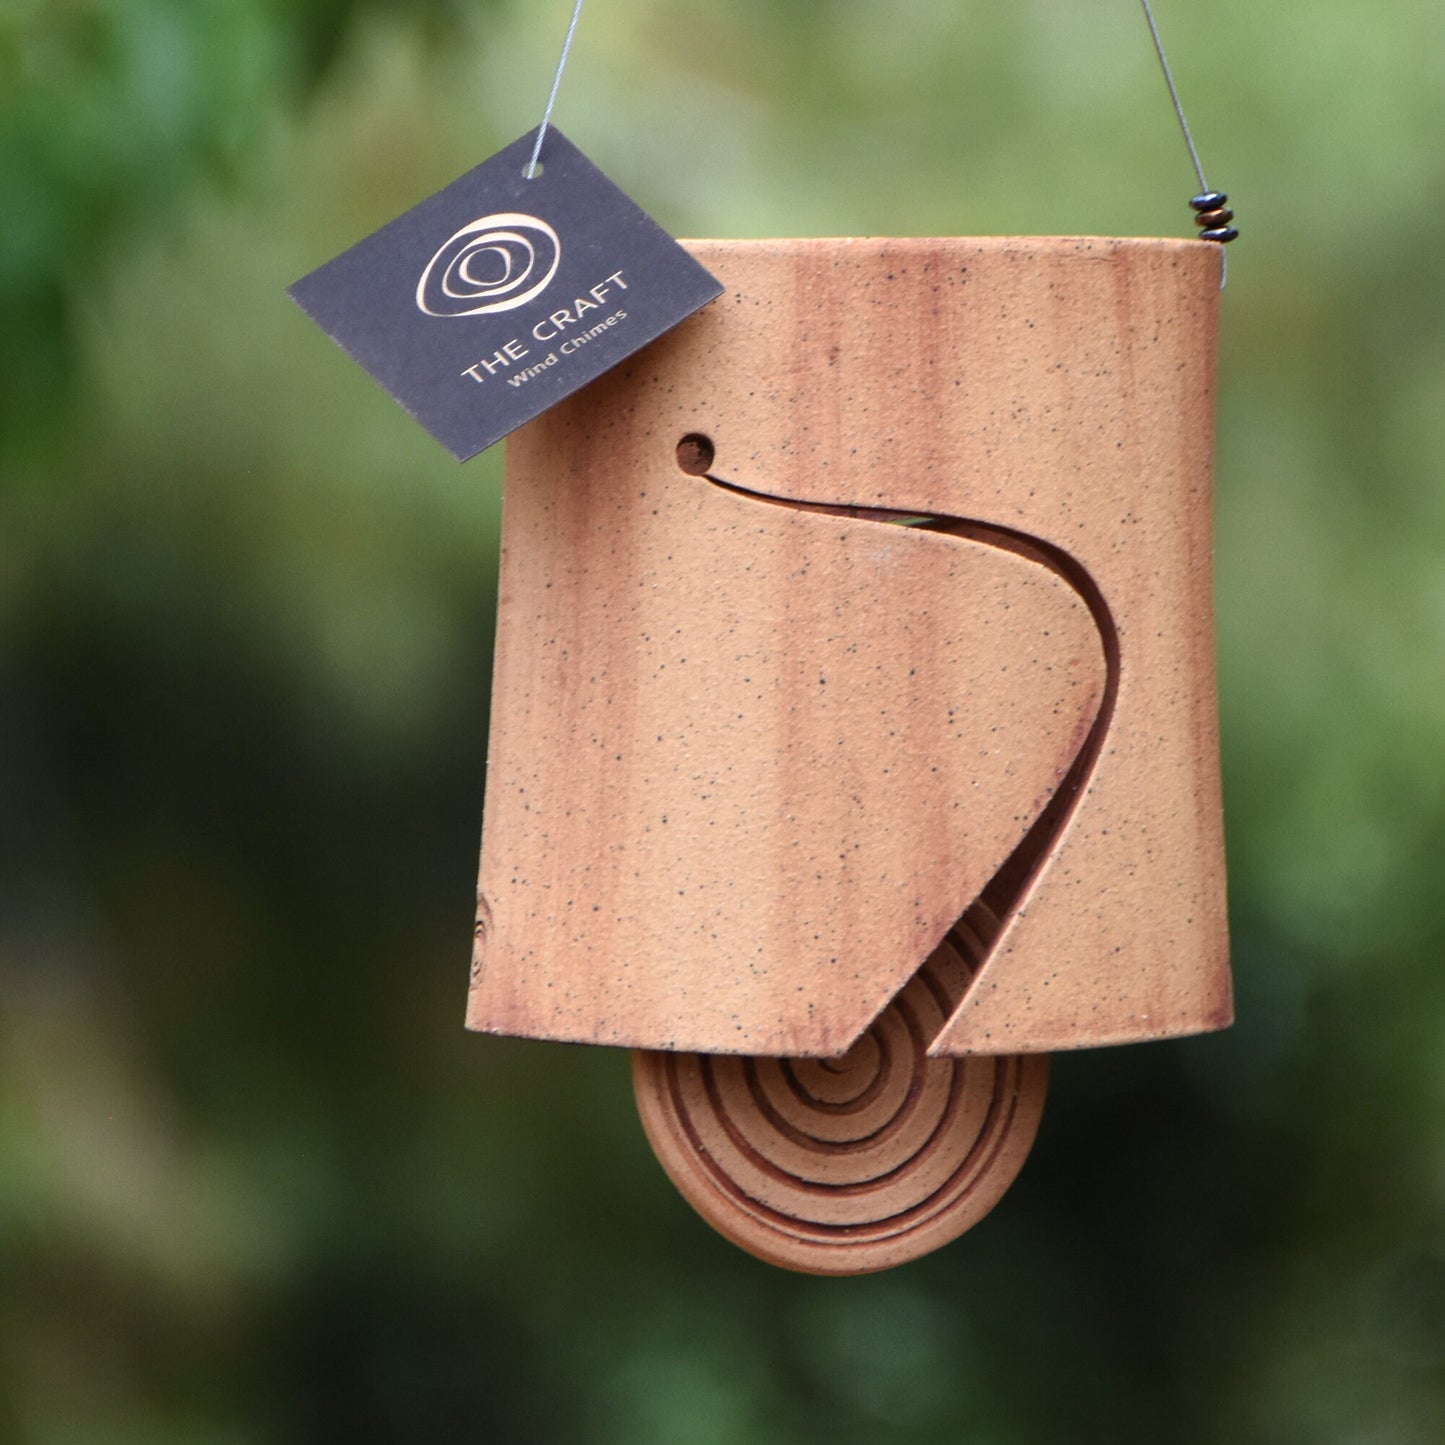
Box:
525 0 586 178
1138 0 1237 282
1140 0 1208 193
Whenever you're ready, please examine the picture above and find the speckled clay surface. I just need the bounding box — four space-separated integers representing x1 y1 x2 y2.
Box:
468 237 1231 1059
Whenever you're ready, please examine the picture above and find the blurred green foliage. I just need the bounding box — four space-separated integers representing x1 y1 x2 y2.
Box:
3 2 1444 1442
0 0 468 434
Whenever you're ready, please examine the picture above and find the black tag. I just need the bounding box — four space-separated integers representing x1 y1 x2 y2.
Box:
288 129 723 461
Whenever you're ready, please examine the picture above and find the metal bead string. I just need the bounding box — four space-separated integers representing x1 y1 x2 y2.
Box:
1190 191 1238 244
1139 0 1239 262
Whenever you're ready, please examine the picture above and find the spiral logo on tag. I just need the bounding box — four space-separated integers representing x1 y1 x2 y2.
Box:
416 213 561 318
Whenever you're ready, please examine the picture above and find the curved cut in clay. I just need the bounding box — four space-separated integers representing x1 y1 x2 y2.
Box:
468 237 1231 1058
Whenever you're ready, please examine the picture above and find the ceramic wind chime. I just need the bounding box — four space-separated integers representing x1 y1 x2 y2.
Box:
293 1 1235 1275
469 230 1232 1273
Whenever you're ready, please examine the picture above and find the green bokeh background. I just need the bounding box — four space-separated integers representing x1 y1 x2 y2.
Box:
3 2 1443 1440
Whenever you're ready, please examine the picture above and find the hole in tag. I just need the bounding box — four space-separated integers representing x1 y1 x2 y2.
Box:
676 433 715 475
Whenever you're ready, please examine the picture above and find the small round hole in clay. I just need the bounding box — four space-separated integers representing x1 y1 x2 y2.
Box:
676 434 715 475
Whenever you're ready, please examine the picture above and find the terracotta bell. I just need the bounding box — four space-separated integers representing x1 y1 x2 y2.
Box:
467 237 1231 1274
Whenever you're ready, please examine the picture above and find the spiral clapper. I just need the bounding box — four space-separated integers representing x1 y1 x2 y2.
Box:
632 910 1048 1274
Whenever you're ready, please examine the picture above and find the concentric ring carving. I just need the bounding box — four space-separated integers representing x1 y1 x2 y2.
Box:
633 909 1048 1274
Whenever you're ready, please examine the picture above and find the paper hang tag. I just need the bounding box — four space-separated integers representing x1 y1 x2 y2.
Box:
288 129 724 461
